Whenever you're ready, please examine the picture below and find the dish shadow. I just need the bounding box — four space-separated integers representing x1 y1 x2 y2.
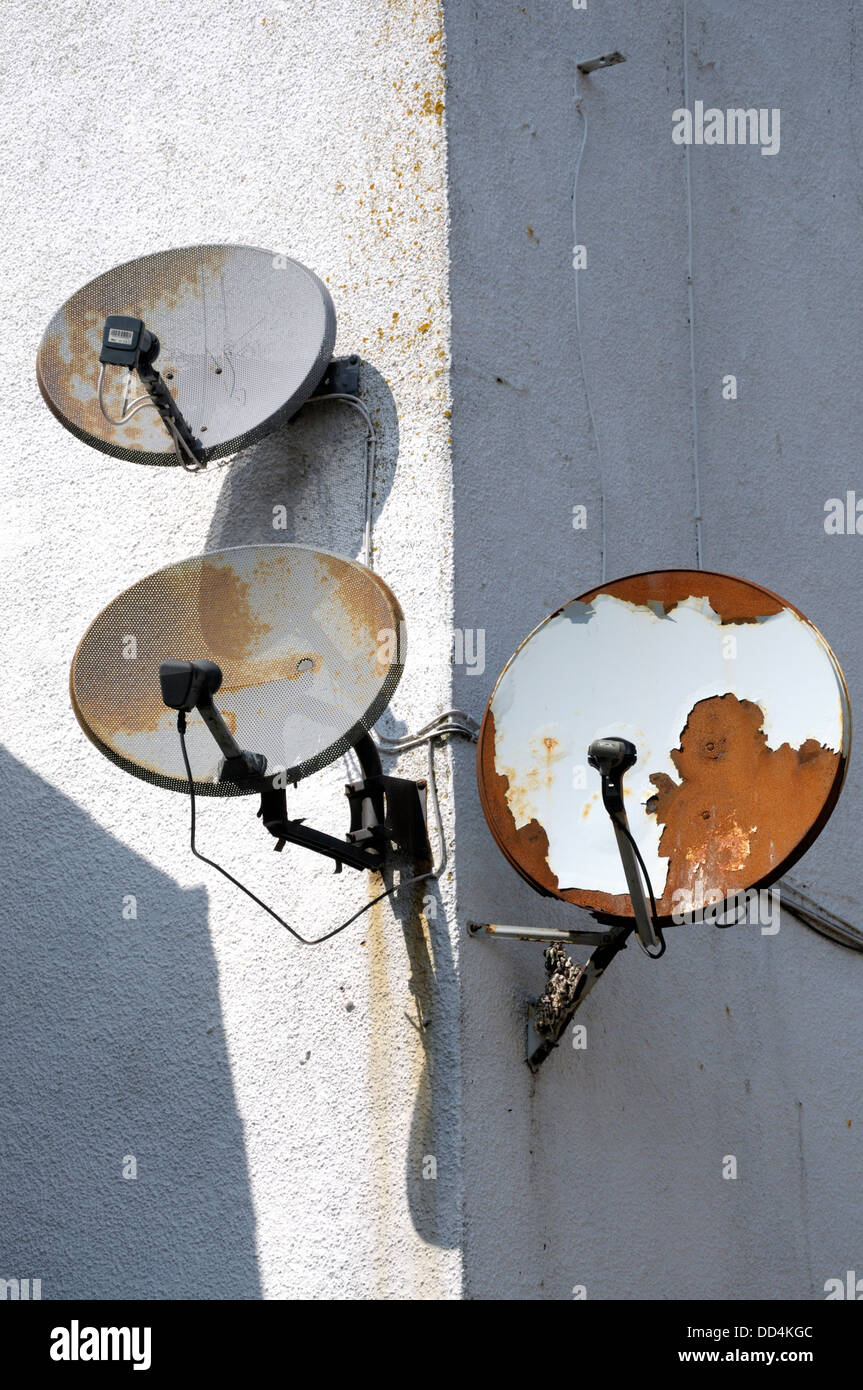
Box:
205 361 398 562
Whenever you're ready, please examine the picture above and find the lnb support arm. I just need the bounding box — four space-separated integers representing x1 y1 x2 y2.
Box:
588 737 663 954
100 315 204 466
160 661 431 874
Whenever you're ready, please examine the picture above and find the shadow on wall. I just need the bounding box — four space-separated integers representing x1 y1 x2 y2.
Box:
205 362 398 559
399 872 460 1249
0 745 261 1299
203 362 462 1248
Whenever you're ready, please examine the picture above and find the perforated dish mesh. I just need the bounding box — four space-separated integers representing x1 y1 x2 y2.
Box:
71 545 406 796
37 245 336 465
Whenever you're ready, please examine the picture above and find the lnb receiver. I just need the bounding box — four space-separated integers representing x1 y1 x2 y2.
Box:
588 736 637 816
159 659 268 789
100 315 157 368
159 658 222 712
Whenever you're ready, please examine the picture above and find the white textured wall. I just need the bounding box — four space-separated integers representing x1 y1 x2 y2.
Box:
3 0 862 1304
1 0 457 1299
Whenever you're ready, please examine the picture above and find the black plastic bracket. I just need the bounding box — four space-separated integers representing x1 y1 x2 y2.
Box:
313 355 361 397
258 782 381 873
136 336 204 462
255 734 430 874
345 773 430 865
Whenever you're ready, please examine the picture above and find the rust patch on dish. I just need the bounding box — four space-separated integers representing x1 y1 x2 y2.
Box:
478 693 845 923
71 550 401 745
478 710 639 915
647 693 840 913
37 245 233 454
579 569 785 624
72 556 278 740
477 710 563 899
315 549 406 673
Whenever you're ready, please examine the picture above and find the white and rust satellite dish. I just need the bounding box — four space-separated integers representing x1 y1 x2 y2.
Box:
473 570 851 1062
37 244 350 470
71 545 430 928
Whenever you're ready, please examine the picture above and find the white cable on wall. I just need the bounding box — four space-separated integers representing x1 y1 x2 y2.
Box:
682 0 703 568
572 98 608 585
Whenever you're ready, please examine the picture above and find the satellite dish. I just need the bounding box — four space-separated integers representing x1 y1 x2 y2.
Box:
71 544 404 795
478 569 851 925
71 542 430 902
37 244 336 466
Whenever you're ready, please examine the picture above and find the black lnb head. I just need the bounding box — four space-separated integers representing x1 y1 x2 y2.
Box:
587 737 637 779
588 736 637 815
99 315 157 368
159 659 223 712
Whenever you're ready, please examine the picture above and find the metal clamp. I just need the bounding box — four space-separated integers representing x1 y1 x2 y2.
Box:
577 51 626 75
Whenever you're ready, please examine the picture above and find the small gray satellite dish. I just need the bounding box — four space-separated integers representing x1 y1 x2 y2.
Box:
37 244 336 466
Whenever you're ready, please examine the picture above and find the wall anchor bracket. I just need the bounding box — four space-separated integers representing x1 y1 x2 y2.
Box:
526 929 632 1071
314 355 361 397
577 51 626 75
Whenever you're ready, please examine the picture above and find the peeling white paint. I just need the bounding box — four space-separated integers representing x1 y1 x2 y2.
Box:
491 592 849 897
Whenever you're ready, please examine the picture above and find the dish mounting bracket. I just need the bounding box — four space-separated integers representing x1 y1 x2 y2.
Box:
257 734 430 874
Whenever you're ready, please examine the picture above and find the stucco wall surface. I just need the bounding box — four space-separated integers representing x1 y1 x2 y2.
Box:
0 0 458 1300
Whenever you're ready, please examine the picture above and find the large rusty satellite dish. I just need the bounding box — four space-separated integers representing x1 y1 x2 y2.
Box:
37 245 335 465
71 544 405 795
478 570 851 923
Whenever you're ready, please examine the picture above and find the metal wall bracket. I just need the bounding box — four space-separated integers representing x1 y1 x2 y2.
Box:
467 921 619 947
314 355 361 397
257 732 430 874
526 930 632 1072
467 918 633 1070
577 51 626 75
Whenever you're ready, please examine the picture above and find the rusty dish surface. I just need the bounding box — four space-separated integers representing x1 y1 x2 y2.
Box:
37 245 335 465
478 570 851 922
71 545 405 795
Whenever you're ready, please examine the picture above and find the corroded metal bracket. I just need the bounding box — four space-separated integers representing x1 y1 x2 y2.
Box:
467 919 633 1070
526 931 632 1072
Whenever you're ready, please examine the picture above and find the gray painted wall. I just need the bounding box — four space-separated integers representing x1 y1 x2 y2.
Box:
448 0 863 1299
1 0 860 1300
